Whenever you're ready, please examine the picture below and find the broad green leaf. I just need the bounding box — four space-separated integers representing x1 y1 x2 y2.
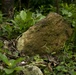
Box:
14 66 23 71
0 41 4 48
4 25 12 32
26 11 32 21
0 53 9 65
9 59 15 68
68 12 72 17
62 9 68 15
11 20 17 25
15 15 21 21
4 68 14 74
56 66 62 71
7 58 24 68
20 10 27 21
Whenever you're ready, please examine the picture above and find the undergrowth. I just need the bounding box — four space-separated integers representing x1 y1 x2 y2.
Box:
0 3 76 75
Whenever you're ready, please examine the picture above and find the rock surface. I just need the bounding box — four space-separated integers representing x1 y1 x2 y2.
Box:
22 65 43 75
17 12 72 55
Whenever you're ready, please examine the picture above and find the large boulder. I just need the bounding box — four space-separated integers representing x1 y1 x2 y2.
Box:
17 12 72 55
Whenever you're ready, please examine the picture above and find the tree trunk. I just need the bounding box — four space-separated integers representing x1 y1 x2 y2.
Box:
55 0 59 14
2 0 14 19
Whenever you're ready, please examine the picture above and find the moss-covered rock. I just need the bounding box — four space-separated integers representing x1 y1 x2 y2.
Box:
17 12 72 55
22 65 43 75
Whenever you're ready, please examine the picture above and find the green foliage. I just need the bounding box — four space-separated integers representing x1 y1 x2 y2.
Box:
11 10 45 33
42 49 76 75
0 11 3 23
0 2 76 75
0 40 4 48
60 3 76 27
53 4 76 74
39 5 56 15
53 50 76 75
30 0 54 9
11 10 34 32
60 3 76 49
1 24 13 39
0 10 45 39
0 52 24 74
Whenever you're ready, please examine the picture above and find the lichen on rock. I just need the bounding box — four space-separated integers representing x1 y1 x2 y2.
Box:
17 12 72 55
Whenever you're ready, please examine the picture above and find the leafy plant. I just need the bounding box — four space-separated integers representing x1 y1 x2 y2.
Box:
0 52 24 74
60 3 76 49
0 2 76 75
60 3 76 27
11 10 45 33
1 24 13 39
0 10 45 39
39 5 56 15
